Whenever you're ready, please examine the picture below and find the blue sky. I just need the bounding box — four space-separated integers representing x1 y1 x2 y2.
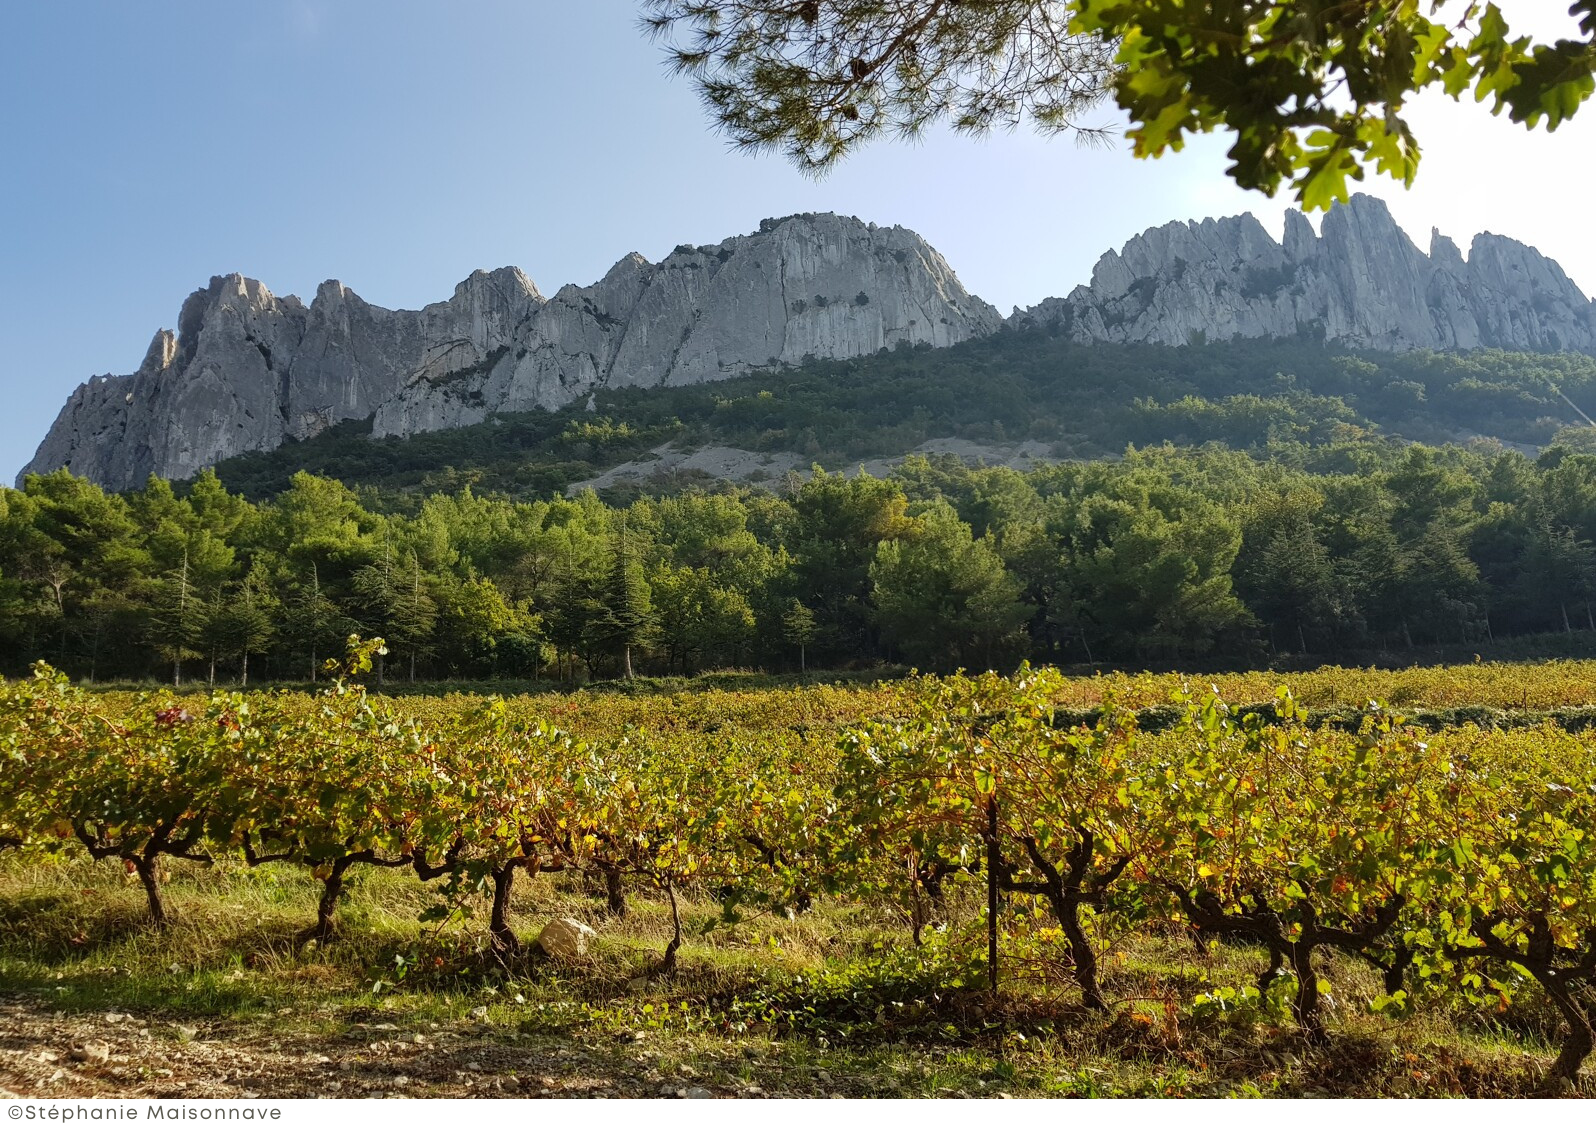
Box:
4 0 1593 485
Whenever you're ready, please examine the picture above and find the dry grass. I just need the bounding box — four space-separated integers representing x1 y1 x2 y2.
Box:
0 853 1588 1098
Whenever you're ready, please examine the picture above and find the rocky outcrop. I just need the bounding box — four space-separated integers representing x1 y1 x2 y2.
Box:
22 215 999 491
25 198 1596 492
1014 194 1596 354
21 271 539 490
370 213 1000 438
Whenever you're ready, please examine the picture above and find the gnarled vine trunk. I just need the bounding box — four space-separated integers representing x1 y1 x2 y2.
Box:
658 879 683 976
302 849 412 944
1172 886 1403 1043
131 854 167 929
307 860 349 943
605 865 627 919
1465 913 1596 1085
489 863 521 956
999 829 1131 1012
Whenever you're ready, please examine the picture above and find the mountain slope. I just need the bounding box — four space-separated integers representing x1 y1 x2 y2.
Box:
201 336 1596 503
21 215 1000 492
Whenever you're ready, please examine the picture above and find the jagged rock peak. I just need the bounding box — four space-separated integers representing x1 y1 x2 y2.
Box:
1430 228 1466 276
450 266 543 303
24 213 1000 490
369 212 1001 439
1015 193 1596 355
138 329 177 375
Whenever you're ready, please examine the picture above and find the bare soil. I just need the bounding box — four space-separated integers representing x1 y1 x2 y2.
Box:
0 998 808 1100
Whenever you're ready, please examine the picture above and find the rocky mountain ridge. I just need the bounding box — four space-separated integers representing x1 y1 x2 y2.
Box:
1015 194 1596 354
23 197 1596 491
22 214 1000 491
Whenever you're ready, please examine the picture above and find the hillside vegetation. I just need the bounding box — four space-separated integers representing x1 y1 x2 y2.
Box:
206 336 1596 500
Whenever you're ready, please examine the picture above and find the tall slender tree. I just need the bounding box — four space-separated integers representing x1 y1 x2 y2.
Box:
597 528 656 679
282 562 347 683
149 547 205 685
216 566 278 686
387 552 438 682
782 598 816 672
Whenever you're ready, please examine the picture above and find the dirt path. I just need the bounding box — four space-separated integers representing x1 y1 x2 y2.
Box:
0 999 779 1099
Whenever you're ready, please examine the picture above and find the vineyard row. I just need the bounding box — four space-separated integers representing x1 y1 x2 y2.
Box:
4 645 1596 1081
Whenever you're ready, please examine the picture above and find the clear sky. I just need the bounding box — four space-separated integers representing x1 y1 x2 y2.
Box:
3 0 1593 485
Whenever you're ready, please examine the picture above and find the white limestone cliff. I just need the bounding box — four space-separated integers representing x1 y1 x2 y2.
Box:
23 199 1596 492
23 214 1000 490
369 213 1002 438
1014 194 1596 355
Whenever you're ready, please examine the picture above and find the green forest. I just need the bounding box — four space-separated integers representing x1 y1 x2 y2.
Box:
14 423 1596 683
12 334 1596 685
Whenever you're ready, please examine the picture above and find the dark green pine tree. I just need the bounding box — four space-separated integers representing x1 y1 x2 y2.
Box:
221 565 277 686
387 552 438 682
782 598 816 672
353 542 399 686
598 533 655 679
282 561 346 683
149 547 206 686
